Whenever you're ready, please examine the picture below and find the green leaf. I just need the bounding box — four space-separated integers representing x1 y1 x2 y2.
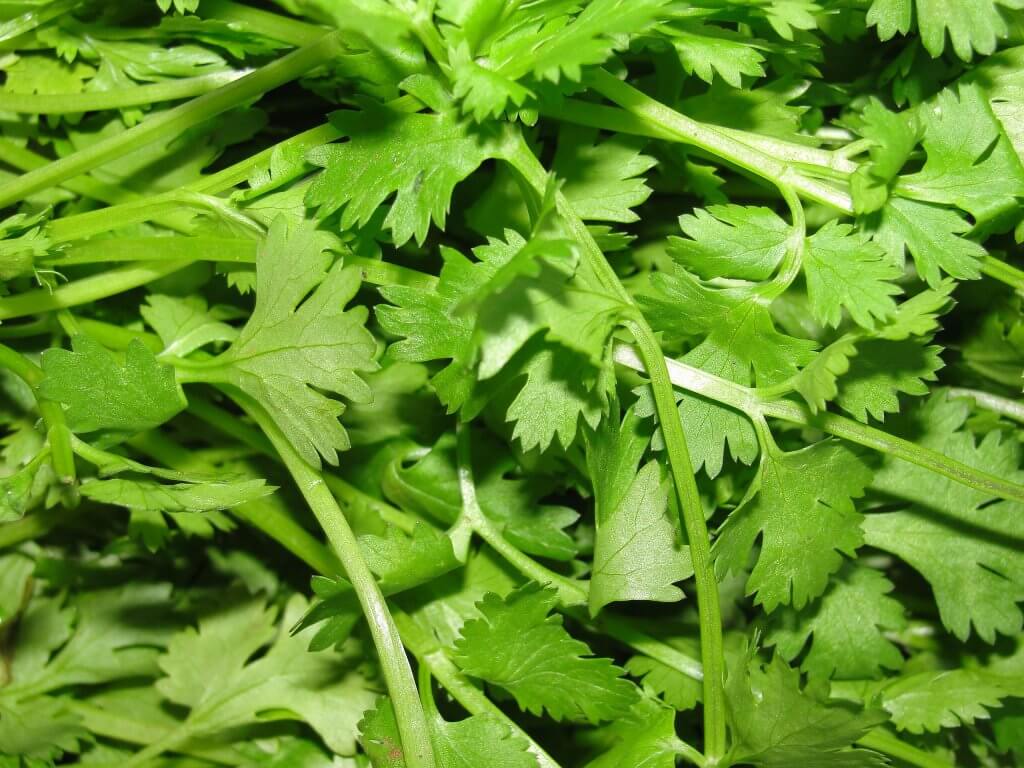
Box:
453 583 640 723
359 522 460 593
624 654 702 712
359 695 539 768
668 205 790 281
141 294 238 358
768 563 907 680
880 668 1011 733
726 655 888 766
834 339 944 422
863 392 1024 642
898 84 1024 224
503 343 612 452
3 585 175 698
714 441 873 612
383 432 580 563
868 0 1022 60
0 697 85 761
850 99 920 215
585 406 691 615
306 104 501 246
584 698 679 768
803 221 902 330
40 336 186 434
194 216 377 468
553 126 656 223
156 596 377 754
80 476 271 514
664 22 766 88
871 197 985 288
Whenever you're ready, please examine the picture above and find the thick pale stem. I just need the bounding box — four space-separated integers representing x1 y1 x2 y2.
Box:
230 391 436 768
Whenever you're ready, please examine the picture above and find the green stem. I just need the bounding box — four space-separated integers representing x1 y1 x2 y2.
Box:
199 0 327 45
946 387 1024 424
0 31 343 210
120 728 192 768
0 261 189 321
543 98 858 176
230 390 436 768
0 342 76 486
587 68 852 212
856 730 952 768
980 254 1024 292
502 133 727 762
0 505 70 549
626 328 727 761
671 737 709 768
0 71 250 114
0 0 82 45
455 422 588 608
612 343 1024 504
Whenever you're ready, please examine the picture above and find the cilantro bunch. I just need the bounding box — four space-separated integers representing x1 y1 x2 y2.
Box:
1 0 1023 766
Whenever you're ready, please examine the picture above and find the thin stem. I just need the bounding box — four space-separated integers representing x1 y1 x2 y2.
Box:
946 387 1024 424
0 505 70 549
0 0 82 45
455 422 588 608
980 254 1024 292
230 390 436 768
0 31 344 210
543 98 858 176
0 71 250 114
612 343 1024 505
198 0 327 45
626 327 727 761
0 342 76 486
672 737 709 768
588 68 853 212
120 728 191 768
856 730 952 768
0 261 189 321
502 133 727 762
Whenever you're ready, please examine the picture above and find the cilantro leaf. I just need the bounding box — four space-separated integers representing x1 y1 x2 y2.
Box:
835 339 944 422
553 126 656 224
40 336 186 435
714 441 873 611
897 85 1024 225
156 596 377 754
585 405 692 615
868 0 1021 60
803 221 902 331
453 584 640 723
726 655 888 766
870 197 986 288
305 103 502 245
880 668 1012 733
668 205 790 282
863 392 1024 642
193 216 377 467
768 563 907 680
359 522 461 593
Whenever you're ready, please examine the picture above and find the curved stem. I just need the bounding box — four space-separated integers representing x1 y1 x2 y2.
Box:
588 68 853 212
763 184 806 298
230 390 436 768
456 422 588 608
0 342 76 486
0 71 250 114
980 254 1024 292
0 31 344 210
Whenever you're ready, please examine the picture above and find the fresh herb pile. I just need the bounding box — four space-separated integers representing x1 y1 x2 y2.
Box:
1 0 1023 766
